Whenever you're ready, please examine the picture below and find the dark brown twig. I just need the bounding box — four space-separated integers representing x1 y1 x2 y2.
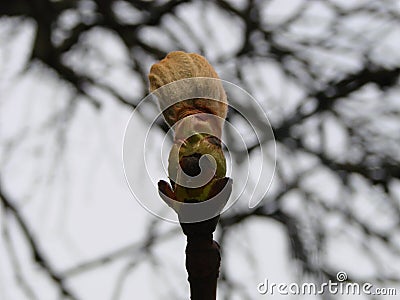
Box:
180 216 221 300
159 177 232 299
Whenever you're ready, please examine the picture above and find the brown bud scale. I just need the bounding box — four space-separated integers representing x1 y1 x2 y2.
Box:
149 51 228 127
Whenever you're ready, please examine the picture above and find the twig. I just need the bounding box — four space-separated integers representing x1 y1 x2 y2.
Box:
180 216 221 300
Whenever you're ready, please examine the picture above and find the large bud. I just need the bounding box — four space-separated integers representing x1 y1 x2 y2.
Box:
150 51 228 204
148 51 228 139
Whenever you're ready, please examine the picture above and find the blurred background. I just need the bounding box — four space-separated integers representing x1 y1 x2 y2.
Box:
1 0 400 299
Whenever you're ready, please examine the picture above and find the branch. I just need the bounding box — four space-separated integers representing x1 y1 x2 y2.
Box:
0 181 80 300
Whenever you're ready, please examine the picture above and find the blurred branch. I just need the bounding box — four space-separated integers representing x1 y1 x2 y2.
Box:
61 225 179 278
1 209 38 300
0 181 80 300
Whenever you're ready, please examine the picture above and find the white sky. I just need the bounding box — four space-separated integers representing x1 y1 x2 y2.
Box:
1 0 400 299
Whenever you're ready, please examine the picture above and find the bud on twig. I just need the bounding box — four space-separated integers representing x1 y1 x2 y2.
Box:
149 51 233 300
150 51 230 206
